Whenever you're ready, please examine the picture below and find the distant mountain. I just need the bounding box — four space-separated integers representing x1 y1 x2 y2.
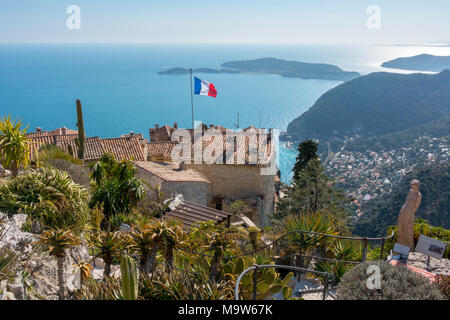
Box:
221 57 360 81
353 162 450 237
381 54 450 72
158 57 360 81
286 69 450 144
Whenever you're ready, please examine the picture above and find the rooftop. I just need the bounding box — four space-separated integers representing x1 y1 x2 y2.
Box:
134 161 210 183
164 200 232 229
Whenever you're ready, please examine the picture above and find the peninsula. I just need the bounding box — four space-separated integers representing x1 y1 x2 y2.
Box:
158 57 360 81
381 54 450 72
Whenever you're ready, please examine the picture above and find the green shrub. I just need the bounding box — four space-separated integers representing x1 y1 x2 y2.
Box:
336 260 444 300
435 274 450 299
0 167 89 232
37 144 82 165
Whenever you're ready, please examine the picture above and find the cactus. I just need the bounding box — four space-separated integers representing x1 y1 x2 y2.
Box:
223 256 294 300
75 99 85 161
120 255 139 300
67 144 74 157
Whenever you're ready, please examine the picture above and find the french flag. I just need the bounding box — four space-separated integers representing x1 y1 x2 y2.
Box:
194 77 217 98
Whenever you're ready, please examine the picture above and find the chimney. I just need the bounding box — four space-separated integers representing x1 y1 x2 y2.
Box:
179 162 187 170
36 127 42 132
173 122 178 129
129 131 134 137
155 124 159 130
61 126 67 135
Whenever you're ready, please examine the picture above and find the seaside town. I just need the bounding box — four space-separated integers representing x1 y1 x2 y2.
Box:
1 1 449 307
326 136 450 217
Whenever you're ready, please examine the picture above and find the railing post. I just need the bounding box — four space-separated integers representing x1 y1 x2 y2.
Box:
252 265 258 300
322 275 328 300
380 238 385 260
299 232 304 269
362 238 368 262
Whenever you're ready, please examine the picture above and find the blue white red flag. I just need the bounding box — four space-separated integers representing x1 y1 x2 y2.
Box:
194 77 217 98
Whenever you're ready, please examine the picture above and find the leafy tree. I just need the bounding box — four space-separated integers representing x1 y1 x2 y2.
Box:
276 159 351 232
0 115 30 176
89 154 146 228
88 230 124 279
292 139 318 181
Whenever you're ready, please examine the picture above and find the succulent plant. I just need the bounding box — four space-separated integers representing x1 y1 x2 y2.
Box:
120 255 139 300
223 255 294 300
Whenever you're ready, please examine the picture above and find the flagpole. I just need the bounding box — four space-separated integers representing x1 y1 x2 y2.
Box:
190 68 194 130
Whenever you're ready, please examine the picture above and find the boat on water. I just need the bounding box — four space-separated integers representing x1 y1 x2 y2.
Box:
284 141 294 149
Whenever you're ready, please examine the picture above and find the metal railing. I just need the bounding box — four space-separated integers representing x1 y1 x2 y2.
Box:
234 264 335 300
177 229 395 264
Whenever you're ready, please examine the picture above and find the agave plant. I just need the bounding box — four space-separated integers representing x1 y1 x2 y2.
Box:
314 239 361 283
35 229 80 300
0 167 89 232
0 224 19 281
223 255 294 300
285 212 338 251
0 115 30 176
73 260 93 290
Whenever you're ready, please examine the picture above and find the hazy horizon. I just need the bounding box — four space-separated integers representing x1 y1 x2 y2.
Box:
1 1 449 45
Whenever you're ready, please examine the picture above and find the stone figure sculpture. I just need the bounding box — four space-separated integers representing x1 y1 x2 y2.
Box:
397 180 422 249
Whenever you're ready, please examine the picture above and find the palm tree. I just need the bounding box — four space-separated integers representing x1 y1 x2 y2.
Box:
129 227 154 272
88 230 123 279
0 115 30 176
159 220 183 273
143 220 166 274
36 229 80 300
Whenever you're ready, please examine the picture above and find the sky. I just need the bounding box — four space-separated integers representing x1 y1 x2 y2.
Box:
0 0 449 44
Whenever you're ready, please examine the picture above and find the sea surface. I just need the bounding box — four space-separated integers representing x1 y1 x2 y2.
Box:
1 44 449 182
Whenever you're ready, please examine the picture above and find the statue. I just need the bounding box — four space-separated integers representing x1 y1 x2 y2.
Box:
397 180 422 249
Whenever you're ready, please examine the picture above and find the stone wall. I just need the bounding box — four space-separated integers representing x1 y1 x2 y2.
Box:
136 166 211 205
187 164 275 225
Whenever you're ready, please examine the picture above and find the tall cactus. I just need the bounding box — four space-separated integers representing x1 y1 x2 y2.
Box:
120 255 139 300
75 99 85 161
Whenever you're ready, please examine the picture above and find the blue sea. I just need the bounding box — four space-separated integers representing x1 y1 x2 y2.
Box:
1 44 449 182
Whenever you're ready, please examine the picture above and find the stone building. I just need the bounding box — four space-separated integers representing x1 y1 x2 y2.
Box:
134 161 211 205
145 123 279 226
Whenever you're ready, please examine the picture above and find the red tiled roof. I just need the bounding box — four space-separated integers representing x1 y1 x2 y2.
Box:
28 132 145 162
147 141 178 160
56 137 105 161
102 137 145 161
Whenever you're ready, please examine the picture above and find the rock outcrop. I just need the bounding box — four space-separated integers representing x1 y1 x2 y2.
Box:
0 213 90 300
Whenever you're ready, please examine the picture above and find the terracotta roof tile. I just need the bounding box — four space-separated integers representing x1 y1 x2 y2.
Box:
147 141 178 160
102 137 145 161
56 137 104 161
